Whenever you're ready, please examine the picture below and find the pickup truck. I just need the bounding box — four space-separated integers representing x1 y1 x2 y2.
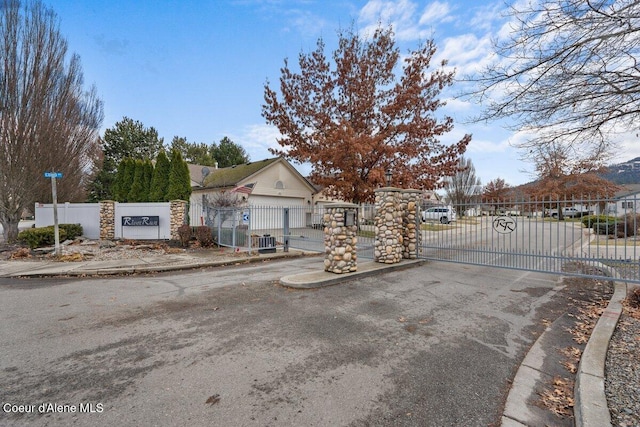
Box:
546 207 592 218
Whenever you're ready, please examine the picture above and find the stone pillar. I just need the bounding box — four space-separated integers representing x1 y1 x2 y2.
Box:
323 203 358 274
170 200 188 241
99 201 115 240
374 188 403 264
401 190 422 259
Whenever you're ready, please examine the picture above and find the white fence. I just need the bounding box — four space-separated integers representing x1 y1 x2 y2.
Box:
35 202 172 240
36 203 100 239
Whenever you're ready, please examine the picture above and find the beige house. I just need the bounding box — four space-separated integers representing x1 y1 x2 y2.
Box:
189 157 317 210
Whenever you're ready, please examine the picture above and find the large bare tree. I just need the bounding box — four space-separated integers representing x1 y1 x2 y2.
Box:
0 0 103 242
263 25 471 203
466 0 640 164
443 156 482 216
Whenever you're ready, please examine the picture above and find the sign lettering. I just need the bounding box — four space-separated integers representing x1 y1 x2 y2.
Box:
121 216 160 226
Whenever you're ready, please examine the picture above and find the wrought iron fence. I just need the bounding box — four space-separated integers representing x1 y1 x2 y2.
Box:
418 195 640 283
189 195 640 283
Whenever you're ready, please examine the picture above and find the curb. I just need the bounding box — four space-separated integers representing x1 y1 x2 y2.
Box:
502 266 627 427
574 278 627 427
1 251 314 278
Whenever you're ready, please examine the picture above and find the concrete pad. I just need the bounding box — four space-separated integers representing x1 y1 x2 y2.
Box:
280 260 425 289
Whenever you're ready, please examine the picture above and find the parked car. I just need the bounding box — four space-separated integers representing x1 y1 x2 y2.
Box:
546 207 592 218
422 206 456 224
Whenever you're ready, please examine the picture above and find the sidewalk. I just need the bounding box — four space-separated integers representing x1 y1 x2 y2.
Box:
0 250 621 427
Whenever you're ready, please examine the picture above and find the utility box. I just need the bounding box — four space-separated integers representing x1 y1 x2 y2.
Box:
258 234 276 254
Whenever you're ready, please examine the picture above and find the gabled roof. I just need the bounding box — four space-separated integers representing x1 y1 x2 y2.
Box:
614 184 640 199
201 158 279 188
195 157 317 194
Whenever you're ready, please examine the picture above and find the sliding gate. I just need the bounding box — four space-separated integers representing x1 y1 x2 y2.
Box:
417 197 640 284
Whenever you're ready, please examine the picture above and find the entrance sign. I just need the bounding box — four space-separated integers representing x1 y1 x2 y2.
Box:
121 216 160 226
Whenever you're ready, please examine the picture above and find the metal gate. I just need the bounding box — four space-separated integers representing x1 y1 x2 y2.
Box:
417 196 640 284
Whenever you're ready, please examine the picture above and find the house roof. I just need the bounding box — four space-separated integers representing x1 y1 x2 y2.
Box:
187 163 216 186
614 184 640 199
201 158 279 188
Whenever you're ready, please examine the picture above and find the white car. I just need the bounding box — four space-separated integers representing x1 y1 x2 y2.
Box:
422 206 456 224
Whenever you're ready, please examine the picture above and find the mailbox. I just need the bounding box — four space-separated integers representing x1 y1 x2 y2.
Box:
345 211 356 226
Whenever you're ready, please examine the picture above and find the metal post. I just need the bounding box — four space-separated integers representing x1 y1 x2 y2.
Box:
51 176 61 256
283 208 289 252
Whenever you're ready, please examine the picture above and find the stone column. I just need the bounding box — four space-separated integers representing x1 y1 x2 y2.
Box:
374 188 403 264
323 203 358 274
170 200 188 241
99 201 115 240
401 190 422 259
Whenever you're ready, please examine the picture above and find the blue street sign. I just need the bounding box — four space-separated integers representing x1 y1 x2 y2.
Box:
44 172 63 178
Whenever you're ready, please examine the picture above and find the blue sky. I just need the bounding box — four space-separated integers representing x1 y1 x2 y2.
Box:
46 0 638 187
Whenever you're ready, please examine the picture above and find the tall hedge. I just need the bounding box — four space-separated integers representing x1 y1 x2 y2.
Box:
166 149 192 201
149 150 170 202
128 160 146 202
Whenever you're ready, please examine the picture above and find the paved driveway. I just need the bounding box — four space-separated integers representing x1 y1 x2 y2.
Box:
0 258 588 426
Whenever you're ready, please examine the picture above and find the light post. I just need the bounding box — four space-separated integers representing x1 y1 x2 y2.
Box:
385 169 392 187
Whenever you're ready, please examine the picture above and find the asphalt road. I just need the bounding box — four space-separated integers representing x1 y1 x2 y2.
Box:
0 257 595 426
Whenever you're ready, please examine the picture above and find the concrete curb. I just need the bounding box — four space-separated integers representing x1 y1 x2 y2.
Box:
280 259 425 289
574 279 627 427
0 251 314 278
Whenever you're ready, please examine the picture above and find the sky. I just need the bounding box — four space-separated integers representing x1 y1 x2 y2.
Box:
45 0 640 188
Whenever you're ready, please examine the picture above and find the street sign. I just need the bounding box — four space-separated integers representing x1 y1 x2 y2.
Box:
44 172 63 178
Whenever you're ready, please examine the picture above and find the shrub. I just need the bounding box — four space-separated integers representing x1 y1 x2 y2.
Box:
594 221 617 235
59 223 83 240
616 213 640 237
581 215 617 228
177 223 192 247
194 226 214 247
18 226 68 249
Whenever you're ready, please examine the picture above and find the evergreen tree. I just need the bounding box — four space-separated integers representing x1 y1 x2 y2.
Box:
142 160 154 202
87 117 164 200
150 150 171 202
128 160 145 202
166 149 192 201
112 159 127 202
116 158 136 202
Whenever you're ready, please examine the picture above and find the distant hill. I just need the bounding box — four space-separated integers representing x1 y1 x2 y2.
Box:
602 157 640 184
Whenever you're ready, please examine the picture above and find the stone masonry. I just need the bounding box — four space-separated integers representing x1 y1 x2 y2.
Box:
374 188 403 264
401 190 421 259
99 201 115 240
323 203 358 274
170 200 188 241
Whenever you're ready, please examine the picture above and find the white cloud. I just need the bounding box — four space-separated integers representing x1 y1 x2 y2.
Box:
418 1 453 26
223 124 283 162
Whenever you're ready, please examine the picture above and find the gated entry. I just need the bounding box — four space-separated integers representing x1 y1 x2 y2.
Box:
417 197 640 284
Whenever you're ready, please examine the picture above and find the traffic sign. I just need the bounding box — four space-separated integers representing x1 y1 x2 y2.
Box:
44 172 63 178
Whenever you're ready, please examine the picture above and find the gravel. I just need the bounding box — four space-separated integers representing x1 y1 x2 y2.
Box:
605 286 640 427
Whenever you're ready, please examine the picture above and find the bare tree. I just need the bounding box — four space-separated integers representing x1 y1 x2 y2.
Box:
0 0 103 242
466 0 640 164
443 156 481 216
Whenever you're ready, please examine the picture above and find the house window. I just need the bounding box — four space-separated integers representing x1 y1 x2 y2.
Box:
622 201 635 209
275 180 285 190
